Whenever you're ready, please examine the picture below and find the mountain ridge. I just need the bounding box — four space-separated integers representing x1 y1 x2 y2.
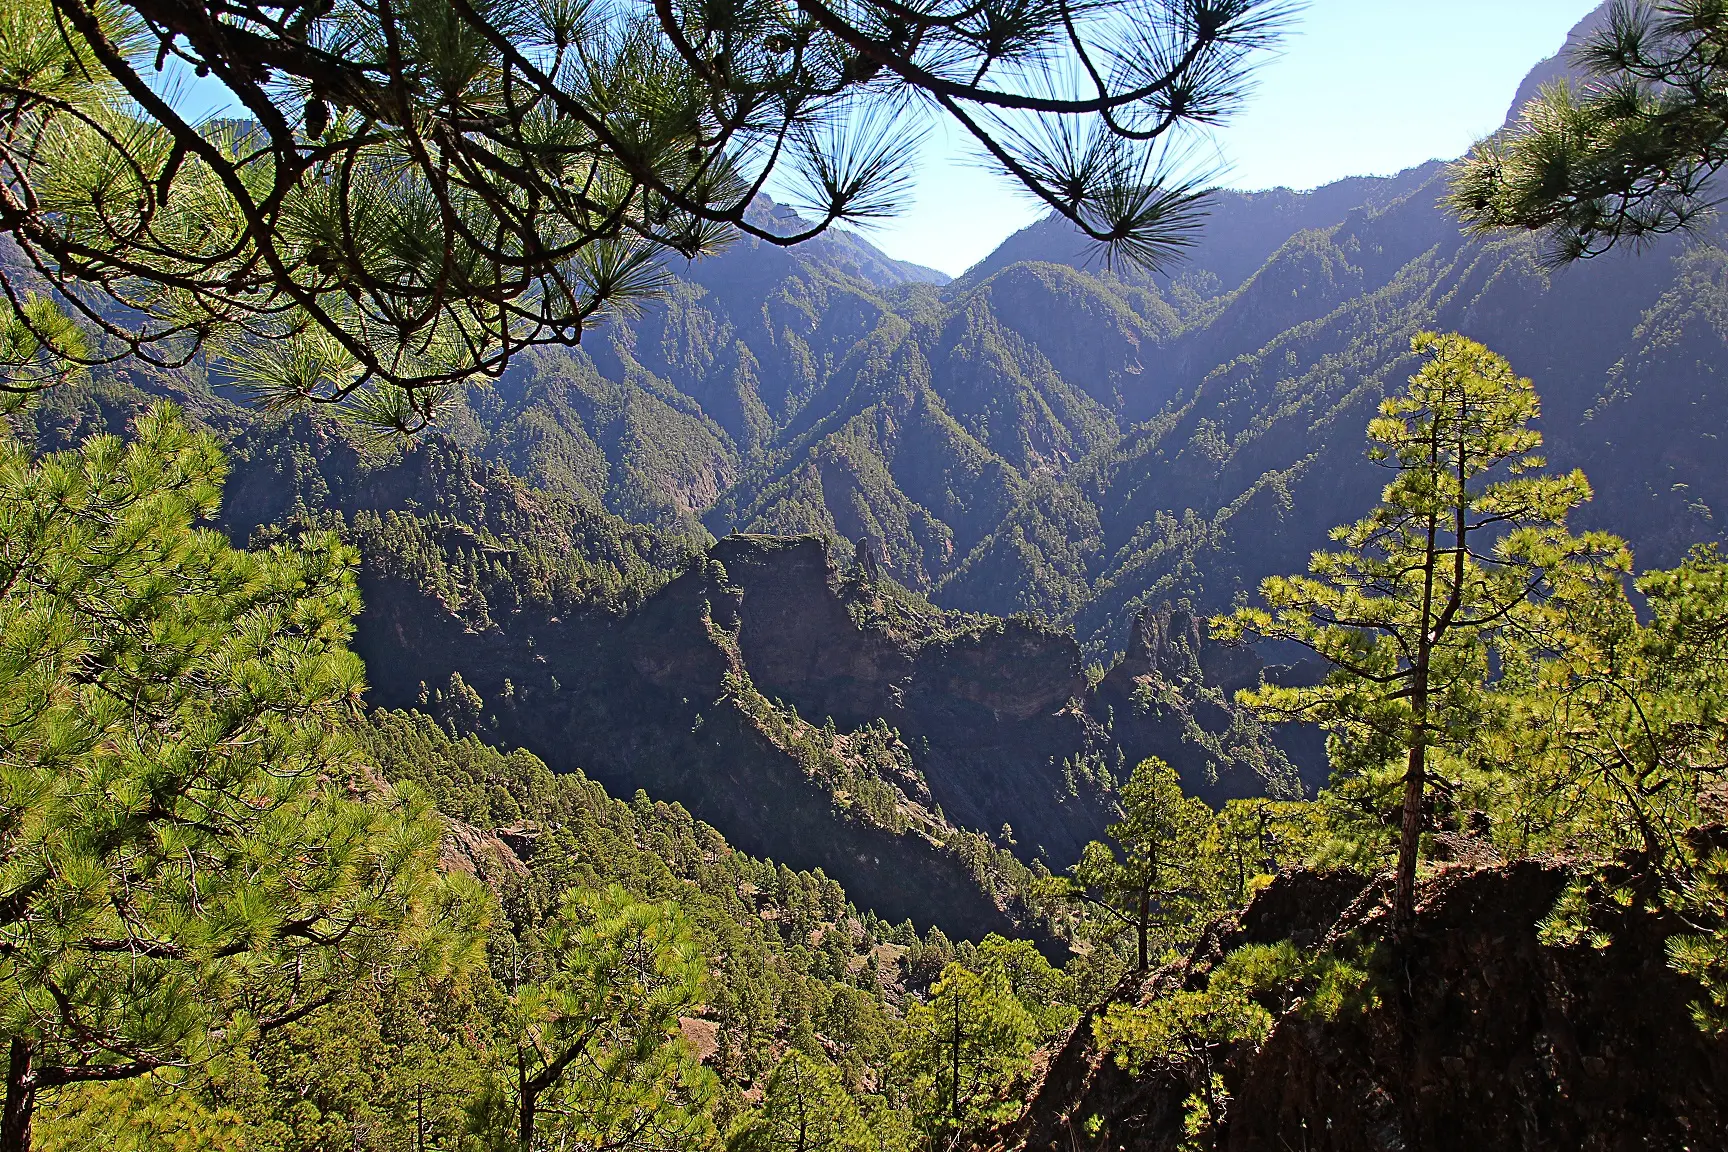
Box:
19 0 1724 942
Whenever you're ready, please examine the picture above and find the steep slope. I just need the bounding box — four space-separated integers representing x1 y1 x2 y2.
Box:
421 3 1728 665
961 165 1441 300
994 861 1728 1151
944 165 1724 651
10 367 1303 937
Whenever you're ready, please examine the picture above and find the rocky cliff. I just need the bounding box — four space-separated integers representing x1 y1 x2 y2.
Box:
343 505 1302 939
995 860 1728 1151
10 372 1316 939
352 528 1104 939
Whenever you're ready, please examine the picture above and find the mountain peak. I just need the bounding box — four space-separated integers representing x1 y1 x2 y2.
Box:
739 194 951 289
1502 1 1616 125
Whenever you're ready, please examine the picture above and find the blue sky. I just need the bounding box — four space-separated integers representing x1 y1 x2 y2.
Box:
872 0 1605 276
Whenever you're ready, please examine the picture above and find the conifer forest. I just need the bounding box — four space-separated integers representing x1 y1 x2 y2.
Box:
1 1 1726 1149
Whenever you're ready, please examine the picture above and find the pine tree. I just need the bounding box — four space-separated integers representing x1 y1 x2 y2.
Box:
1214 332 1624 928
1061 758 1213 972
1450 0 1728 262
1205 798 1326 907
490 885 715 1152
895 963 1034 1148
1473 542 1728 1031
965 935 1078 1041
0 298 84 395
727 1050 870 1152
0 406 479 1152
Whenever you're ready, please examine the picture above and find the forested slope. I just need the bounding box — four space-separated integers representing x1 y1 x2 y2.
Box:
310 2 1727 664
16 4 1722 943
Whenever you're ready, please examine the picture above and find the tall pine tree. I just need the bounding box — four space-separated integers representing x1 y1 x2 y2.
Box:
0 407 480 1152
1215 332 1624 927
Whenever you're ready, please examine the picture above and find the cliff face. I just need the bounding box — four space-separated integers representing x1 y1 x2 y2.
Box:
998 862 1728 1152
12 376 1305 936
353 532 1125 937
1094 607 1321 801
344 518 1312 938
356 558 997 939
1229 863 1727 1152
710 537 1122 859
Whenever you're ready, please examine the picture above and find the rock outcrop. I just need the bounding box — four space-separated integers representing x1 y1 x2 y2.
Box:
996 862 1728 1151
348 530 1316 939
354 533 1123 939
1093 607 1324 801
439 818 531 889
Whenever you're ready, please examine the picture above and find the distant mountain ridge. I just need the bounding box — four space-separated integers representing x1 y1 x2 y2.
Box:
421 1 1723 658
25 1 1725 941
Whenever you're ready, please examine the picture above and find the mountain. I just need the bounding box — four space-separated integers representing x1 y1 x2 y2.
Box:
435 155 1728 658
399 10 1726 662
18 2 1723 942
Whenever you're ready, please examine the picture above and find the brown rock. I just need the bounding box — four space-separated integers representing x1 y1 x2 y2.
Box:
439 818 529 889
994 862 1728 1152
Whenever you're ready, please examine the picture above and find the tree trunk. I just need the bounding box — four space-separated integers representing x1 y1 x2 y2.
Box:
950 991 961 1127
1136 890 1149 973
1394 726 1425 929
1398 471 1442 931
2 1038 35 1152
517 1054 535 1152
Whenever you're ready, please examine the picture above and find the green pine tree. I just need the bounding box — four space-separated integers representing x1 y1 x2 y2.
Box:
895 962 1034 1147
1451 0 1728 262
0 406 482 1152
1471 542 1728 1032
1214 332 1625 927
727 1050 871 1152
1061 758 1214 973
488 885 716 1152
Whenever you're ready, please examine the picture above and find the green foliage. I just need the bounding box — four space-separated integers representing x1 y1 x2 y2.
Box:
1204 799 1329 908
893 962 1036 1147
839 568 995 649
1450 1 1728 261
42 974 501 1152
726 1051 872 1152
1044 764 1326 983
957 935 1079 1043
1095 939 1378 1149
1096 974 1269 1150
22 309 1728 1152
3 413 927 1151
482 886 716 1152
1472 543 1726 865
1668 845 1728 1035
355 708 909 1086
1460 541 1728 1031
32 702 953 1148
1131 676 1303 800
235 425 708 623
1063 758 1215 972
1216 332 1624 921
0 406 481 1143
35 1078 250 1151
0 297 84 399
353 506 692 624
719 669 923 838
